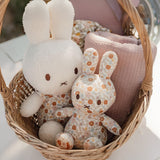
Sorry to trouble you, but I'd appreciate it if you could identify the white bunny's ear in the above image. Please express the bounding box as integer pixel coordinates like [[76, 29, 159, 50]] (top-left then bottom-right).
[[48, 0, 75, 40], [23, 0, 50, 44]]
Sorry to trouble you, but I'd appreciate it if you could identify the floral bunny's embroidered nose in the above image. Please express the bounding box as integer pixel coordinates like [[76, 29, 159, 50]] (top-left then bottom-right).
[[61, 81, 68, 86], [84, 105, 90, 109]]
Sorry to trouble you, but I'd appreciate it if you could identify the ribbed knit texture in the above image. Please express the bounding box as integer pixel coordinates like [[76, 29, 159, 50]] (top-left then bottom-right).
[[85, 31, 157, 125]]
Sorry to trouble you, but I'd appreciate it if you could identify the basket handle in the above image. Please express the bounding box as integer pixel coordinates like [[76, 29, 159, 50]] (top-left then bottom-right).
[[0, 0, 10, 34], [0, 0, 11, 100], [118, 0, 153, 96]]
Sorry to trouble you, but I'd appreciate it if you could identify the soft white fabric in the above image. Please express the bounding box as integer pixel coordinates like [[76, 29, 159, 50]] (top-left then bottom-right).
[[48, 0, 75, 40], [23, 0, 50, 44], [22, 0, 83, 143], [22, 0, 82, 117], [23, 0, 82, 96], [20, 92, 43, 117], [39, 121, 64, 145], [23, 40, 82, 95]]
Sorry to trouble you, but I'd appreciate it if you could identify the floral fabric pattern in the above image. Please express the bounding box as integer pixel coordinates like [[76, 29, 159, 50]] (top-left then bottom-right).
[[72, 20, 110, 51]]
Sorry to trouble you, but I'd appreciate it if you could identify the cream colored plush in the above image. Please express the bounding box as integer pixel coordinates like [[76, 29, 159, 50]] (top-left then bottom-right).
[[39, 121, 64, 145], [20, 92, 43, 117], [23, 0, 50, 44], [48, 0, 75, 40], [20, 0, 82, 145]]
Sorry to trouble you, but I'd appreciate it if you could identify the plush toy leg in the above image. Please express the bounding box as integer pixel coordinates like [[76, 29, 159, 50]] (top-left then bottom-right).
[[55, 133, 74, 150], [39, 121, 63, 145], [83, 137, 103, 150]]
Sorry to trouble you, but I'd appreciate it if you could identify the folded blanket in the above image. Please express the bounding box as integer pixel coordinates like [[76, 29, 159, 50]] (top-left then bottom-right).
[[85, 31, 157, 126]]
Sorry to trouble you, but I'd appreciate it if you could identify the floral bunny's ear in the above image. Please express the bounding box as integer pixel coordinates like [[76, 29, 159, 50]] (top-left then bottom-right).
[[48, 0, 75, 40], [99, 51, 118, 80], [23, 0, 50, 44], [82, 48, 99, 74]]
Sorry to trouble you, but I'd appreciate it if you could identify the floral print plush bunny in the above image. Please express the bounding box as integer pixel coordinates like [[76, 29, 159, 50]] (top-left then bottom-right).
[[54, 48, 122, 150], [20, 0, 82, 145]]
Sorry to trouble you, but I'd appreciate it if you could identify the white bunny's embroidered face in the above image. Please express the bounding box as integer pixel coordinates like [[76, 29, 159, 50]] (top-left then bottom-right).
[[22, 0, 82, 95], [23, 40, 82, 95], [72, 49, 118, 115]]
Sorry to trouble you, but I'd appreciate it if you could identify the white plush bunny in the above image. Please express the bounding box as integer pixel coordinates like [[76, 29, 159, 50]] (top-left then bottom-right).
[[20, 0, 83, 145]]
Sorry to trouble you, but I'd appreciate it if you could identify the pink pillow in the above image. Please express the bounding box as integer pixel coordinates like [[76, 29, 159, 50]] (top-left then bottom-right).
[[84, 32, 157, 125], [132, 0, 140, 7], [70, 0, 140, 35]]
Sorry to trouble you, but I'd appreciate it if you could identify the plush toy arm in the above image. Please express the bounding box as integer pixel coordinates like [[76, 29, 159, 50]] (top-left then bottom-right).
[[100, 114, 122, 135], [20, 92, 43, 117], [54, 107, 74, 119]]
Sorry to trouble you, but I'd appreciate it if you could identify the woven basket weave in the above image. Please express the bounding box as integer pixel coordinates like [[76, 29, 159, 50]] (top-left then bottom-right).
[[0, 0, 153, 160]]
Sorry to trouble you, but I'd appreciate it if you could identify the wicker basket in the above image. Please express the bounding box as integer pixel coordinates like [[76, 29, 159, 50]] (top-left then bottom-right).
[[0, 0, 153, 160]]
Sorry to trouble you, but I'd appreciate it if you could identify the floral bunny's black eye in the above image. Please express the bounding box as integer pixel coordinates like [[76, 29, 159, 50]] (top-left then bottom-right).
[[45, 74, 51, 81], [76, 94, 80, 100], [74, 67, 78, 74], [97, 100, 101, 105]]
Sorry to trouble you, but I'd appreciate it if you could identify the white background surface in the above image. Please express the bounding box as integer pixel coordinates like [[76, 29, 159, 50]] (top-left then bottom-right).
[[0, 36, 160, 160]]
